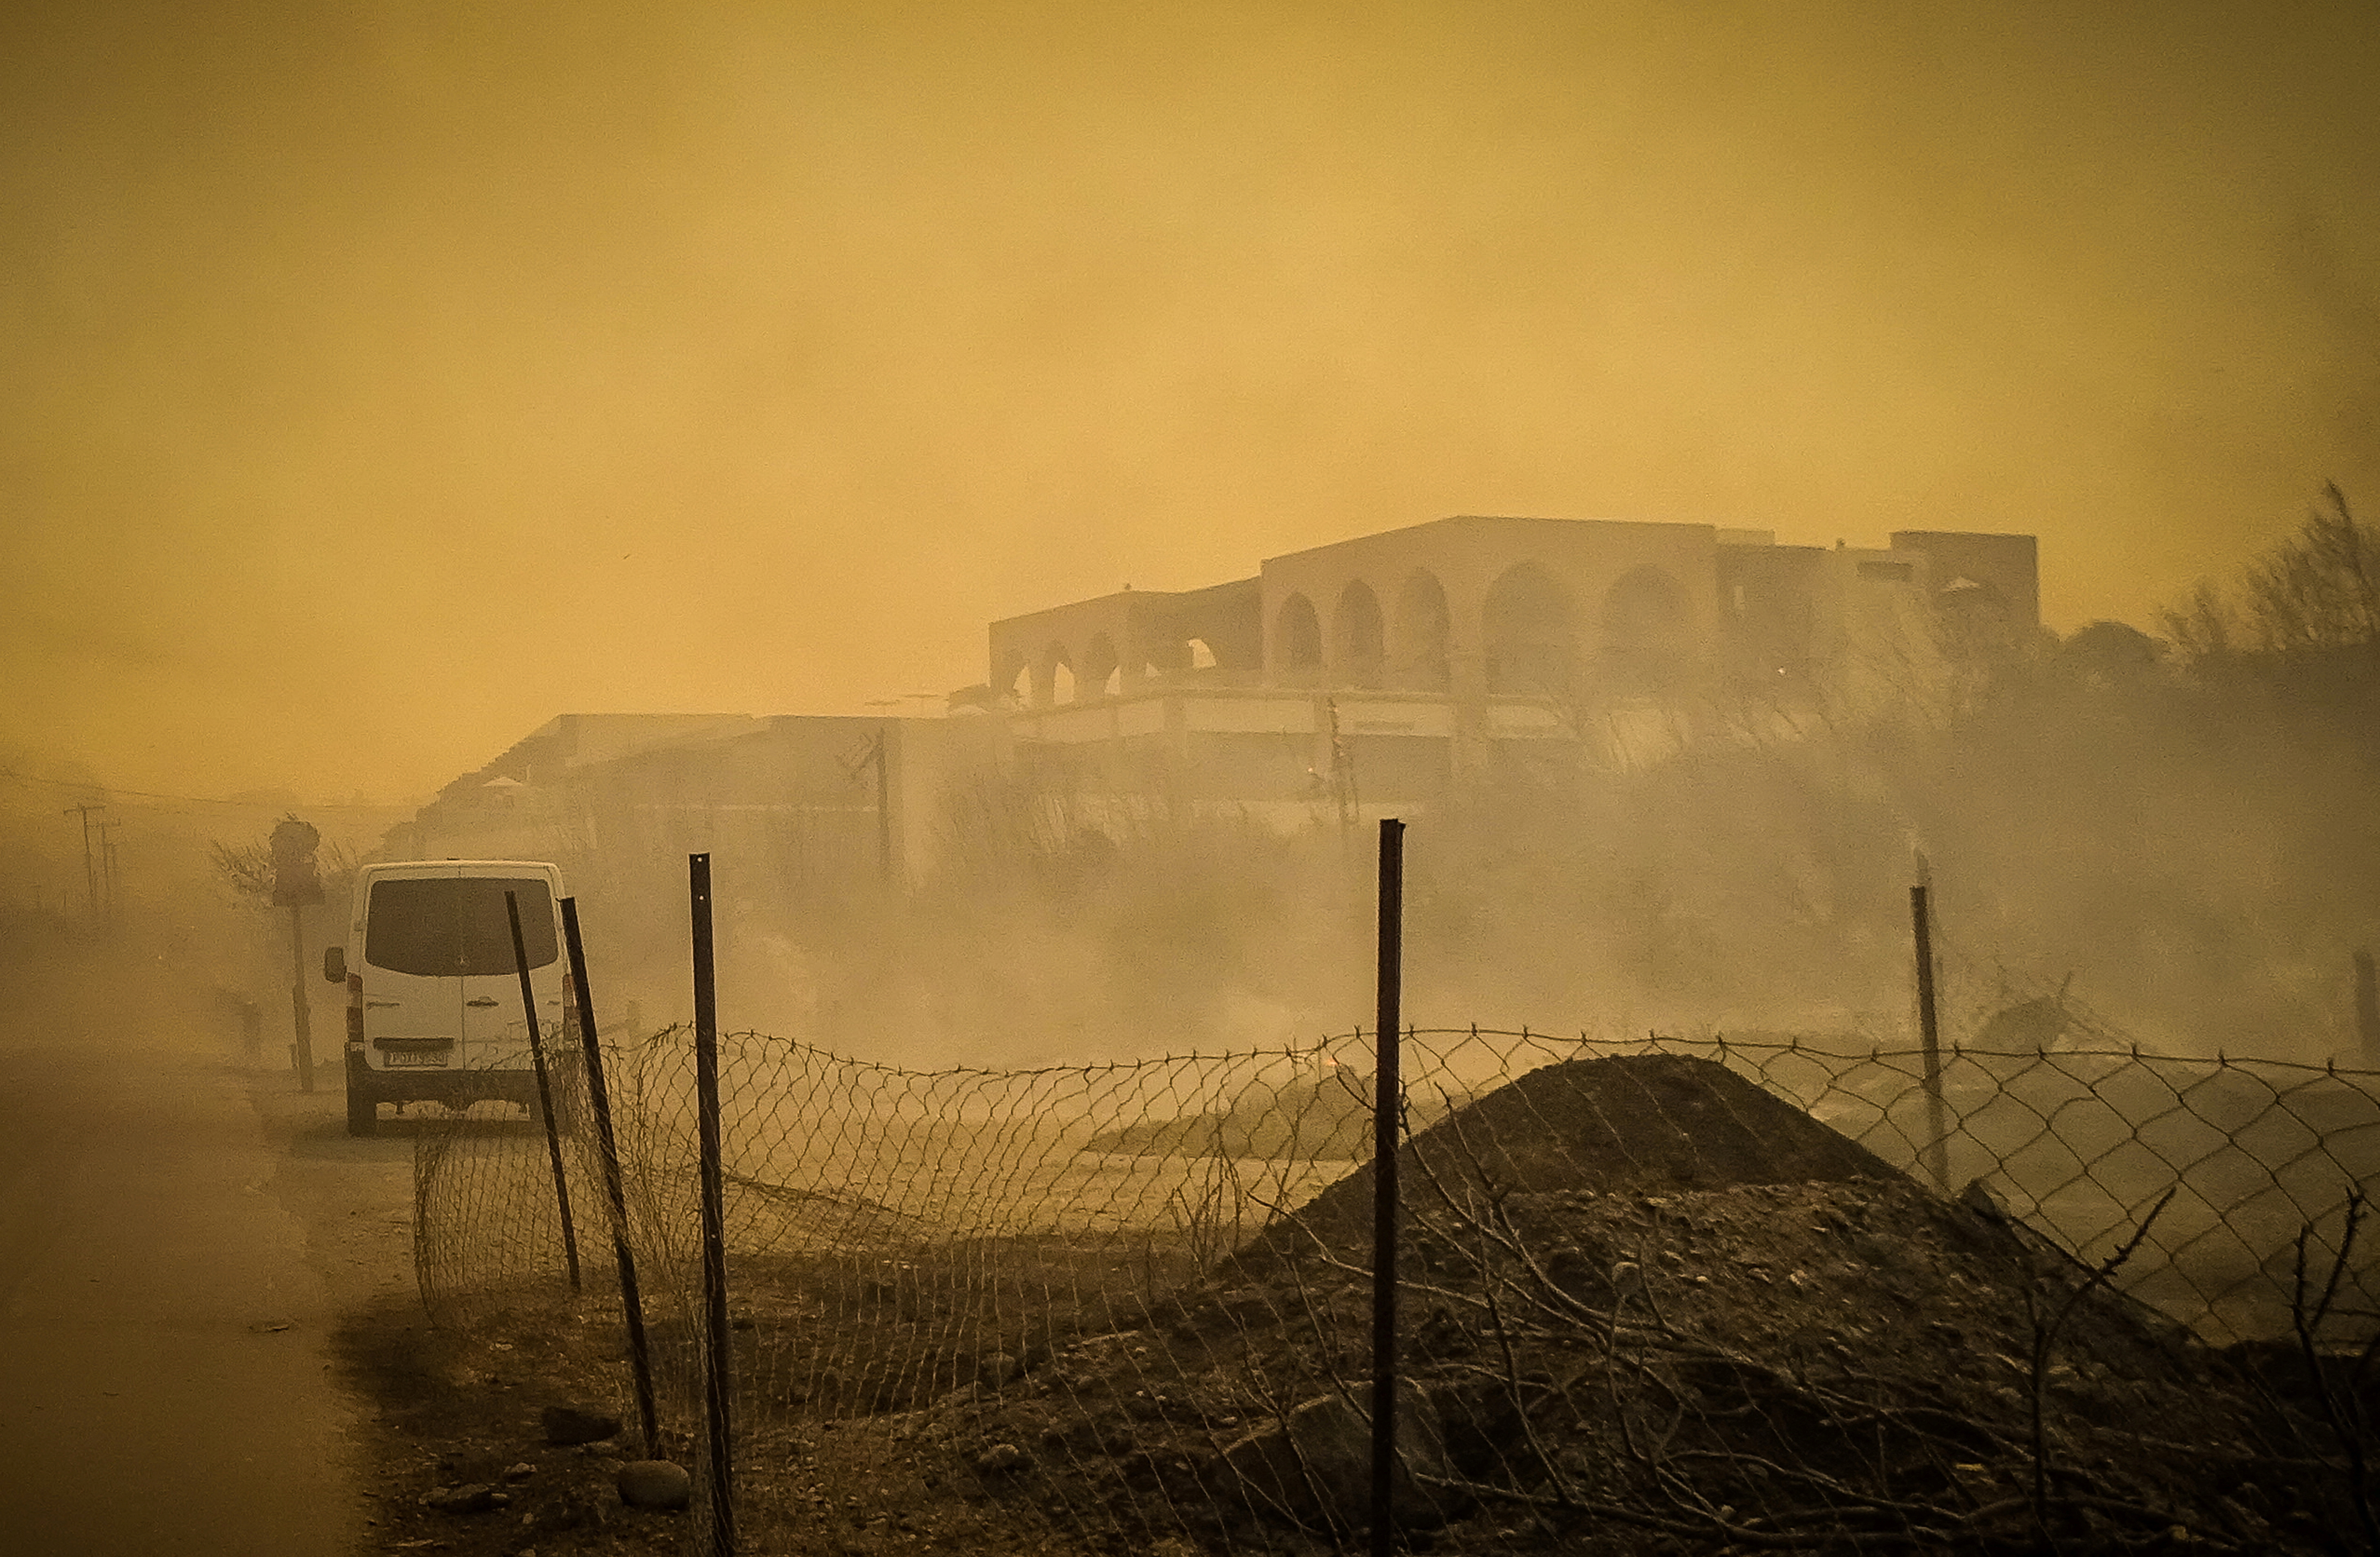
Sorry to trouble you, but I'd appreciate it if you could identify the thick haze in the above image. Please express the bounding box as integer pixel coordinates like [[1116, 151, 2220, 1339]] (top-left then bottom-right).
[[4, 0, 2375, 802]]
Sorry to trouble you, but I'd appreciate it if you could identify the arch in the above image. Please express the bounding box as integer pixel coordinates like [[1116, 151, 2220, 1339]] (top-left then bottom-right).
[[1599, 565, 1691, 692], [1009, 662, 1031, 708], [1188, 638, 1217, 670], [1082, 633, 1120, 698], [1393, 569, 1451, 690], [1040, 642, 1074, 707], [1275, 594, 1322, 673], [1333, 580, 1385, 684], [1483, 562, 1573, 696]]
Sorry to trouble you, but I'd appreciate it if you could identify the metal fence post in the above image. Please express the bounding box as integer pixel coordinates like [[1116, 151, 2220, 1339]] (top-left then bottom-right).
[[1911, 883, 1951, 1192], [690, 854, 735, 1556], [1372, 817, 1405, 1557], [507, 890, 580, 1292], [2356, 949, 2379, 1067], [560, 897, 660, 1461]]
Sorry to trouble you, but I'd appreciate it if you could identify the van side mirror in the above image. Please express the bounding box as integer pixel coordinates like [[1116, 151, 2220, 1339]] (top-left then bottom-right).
[[322, 946, 347, 983]]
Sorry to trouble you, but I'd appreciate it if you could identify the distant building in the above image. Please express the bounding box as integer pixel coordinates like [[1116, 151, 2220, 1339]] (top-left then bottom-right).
[[391, 515, 2038, 889], [968, 515, 2037, 822], [383, 711, 985, 895]]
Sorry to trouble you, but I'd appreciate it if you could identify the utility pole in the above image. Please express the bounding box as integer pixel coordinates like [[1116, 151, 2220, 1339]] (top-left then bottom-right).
[[1325, 696, 1358, 840], [62, 802, 104, 924], [843, 726, 895, 886], [95, 817, 122, 929], [270, 817, 325, 1093], [874, 725, 892, 885]]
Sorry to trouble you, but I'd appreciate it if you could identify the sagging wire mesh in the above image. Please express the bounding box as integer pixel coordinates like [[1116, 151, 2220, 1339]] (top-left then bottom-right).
[[414, 1023, 2380, 1553]]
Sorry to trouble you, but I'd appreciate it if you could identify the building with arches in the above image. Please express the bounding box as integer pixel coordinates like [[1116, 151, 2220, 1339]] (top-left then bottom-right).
[[977, 514, 2036, 821], [390, 516, 2038, 910]]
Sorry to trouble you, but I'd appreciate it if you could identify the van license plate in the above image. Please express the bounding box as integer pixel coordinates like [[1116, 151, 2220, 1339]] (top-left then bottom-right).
[[385, 1051, 449, 1068]]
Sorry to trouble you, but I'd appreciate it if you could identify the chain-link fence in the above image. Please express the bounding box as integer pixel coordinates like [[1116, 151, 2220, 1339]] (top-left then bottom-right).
[[411, 992, 2380, 1554]]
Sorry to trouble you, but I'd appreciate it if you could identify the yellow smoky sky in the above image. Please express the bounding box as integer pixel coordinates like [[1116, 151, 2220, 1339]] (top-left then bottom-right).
[[2, 0, 2375, 800]]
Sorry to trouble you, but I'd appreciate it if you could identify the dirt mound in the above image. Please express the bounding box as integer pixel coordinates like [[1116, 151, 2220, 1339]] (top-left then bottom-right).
[[1266, 1052, 1896, 1248], [941, 1174, 2344, 1553]]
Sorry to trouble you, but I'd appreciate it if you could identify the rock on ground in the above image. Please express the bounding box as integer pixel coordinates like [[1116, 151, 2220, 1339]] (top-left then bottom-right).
[[541, 1404, 621, 1447], [615, 1460, 692, 1510]]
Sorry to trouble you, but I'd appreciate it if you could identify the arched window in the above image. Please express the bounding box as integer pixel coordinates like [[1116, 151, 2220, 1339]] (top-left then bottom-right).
[[1394, 570, 1451, 689], [1334, 581, 1385, 684], [1188, 638, 1217, 670], [1009, 663, 1031, 707], [1600, 565, 1689, 693], [1275, 594, 1323, 673], [1483, 563, 1573, 696], [1043, 644, 1075, 705]]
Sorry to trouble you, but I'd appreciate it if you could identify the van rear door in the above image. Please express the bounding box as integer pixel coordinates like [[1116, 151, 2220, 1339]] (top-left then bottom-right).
[[358, 865, 468, 1072], [451, 874, 564, 1070]]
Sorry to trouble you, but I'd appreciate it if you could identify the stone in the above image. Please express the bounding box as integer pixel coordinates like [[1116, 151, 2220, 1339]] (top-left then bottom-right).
[[973, 1442, 1028, 1475], [1958, 1177, 2014, 1223], [616, 1459, 693, 1510], [981, 1351, 1020, 1387], [541, 1403, 621, 1446], [502, 1462, 536, 1482], [423, 1482, 503, 1515]]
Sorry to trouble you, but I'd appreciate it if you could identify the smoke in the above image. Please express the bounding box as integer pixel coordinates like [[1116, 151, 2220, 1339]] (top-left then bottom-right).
[[4, 1, 2376, 800]]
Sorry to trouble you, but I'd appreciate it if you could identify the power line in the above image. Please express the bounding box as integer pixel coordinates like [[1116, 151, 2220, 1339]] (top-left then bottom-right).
[[2, 768, 408, 812]]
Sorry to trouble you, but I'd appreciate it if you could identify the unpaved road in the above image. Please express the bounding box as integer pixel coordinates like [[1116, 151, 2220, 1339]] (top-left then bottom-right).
[[0, 987, 418, 1556]]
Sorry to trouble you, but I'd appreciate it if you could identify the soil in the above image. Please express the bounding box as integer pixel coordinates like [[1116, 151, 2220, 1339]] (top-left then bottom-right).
[[343, 1053, 2371, 1555], [1263, 1052, 1897, 1248]]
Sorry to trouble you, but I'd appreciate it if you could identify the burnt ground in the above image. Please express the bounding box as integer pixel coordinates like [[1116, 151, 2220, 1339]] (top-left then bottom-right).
[[340, 1054, 2380, 1555]]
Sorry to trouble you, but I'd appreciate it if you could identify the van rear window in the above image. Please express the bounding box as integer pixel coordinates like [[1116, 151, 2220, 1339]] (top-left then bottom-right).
[[364, 877, 558, 977]]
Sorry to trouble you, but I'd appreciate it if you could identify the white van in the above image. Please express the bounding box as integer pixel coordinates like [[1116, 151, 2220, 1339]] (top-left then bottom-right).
[[322, 860, 570, 1137]]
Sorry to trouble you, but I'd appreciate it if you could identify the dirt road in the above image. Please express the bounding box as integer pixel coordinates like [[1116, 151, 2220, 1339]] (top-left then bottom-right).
[[0, 994, 417, 1556]]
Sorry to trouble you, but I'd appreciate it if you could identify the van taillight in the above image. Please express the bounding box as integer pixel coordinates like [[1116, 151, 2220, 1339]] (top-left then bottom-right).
[[346, 972, 364, 1042]]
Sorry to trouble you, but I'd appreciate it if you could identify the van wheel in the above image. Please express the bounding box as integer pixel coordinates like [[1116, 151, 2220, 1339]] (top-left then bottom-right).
[[346, 1083, 377, 1137]]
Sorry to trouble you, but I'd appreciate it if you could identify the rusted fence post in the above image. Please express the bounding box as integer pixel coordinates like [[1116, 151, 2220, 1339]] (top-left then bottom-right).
[[506, 890, 580, 1292], [2356, 949, 2379, 1068], [690, 854, 734, 1557], [1911, 882, 1951, 1192], [561, 896, 659, 1459], [1372, 817, 1405, 1557]]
